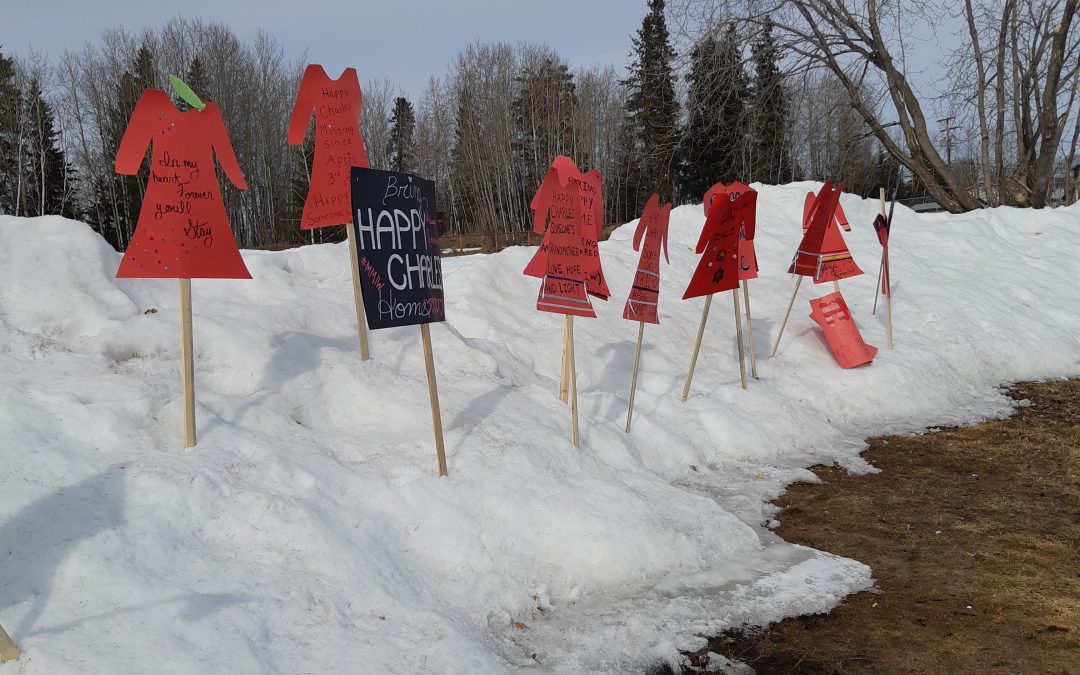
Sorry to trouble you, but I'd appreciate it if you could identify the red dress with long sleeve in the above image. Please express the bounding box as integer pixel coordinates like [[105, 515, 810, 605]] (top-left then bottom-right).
[[288, 64, 370, 230], [789, 182, 863, 283], [622, 193, 671, 324], [524, 156, 610, 301], [683, 190, 748, 299], [115, 89, 250, 279], [703, 181, 758, 281]]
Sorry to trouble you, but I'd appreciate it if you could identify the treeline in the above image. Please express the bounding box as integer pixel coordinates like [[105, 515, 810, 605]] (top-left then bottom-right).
[[0, 1, 907, 251]]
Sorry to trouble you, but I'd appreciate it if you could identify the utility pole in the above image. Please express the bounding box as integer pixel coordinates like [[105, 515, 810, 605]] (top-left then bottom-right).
[[937, 116, 959, 166]]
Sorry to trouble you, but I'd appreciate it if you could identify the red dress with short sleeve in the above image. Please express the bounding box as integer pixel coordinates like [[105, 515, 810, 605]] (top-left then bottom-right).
[[115, 89, 250, 279], [288, 64, 370, 230]]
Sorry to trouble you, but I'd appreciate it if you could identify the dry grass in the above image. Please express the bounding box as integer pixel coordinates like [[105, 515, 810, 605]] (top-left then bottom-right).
[[687, 379, 1080, 675]]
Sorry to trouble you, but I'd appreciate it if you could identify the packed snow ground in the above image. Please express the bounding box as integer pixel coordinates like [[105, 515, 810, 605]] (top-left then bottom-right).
[[1, 183, 1077, 673]]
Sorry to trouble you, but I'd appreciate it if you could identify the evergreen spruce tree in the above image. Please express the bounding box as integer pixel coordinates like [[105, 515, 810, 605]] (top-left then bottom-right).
[[23, 77, 75, 217], [513, 58, 577, 195], [748, 21, 793, 185], [680, 23, 749, 199], [623, 0, 680, 208], [0, 48, 23, 214], [449, 83, 480, 232], [108, 43, 158, 248], [387, 96, 416, 173]]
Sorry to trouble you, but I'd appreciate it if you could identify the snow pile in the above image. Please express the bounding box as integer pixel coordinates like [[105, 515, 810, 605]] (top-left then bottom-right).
[[1, 183, 1077, 673]]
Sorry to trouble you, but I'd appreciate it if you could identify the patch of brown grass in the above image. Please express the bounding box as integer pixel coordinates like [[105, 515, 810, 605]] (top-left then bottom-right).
[[691, 380, 1080, 674]]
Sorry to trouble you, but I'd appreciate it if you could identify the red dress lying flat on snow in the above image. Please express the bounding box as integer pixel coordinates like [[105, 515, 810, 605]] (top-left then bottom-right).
[[115, 89, 250, 279], [288, 64, 370, 230]]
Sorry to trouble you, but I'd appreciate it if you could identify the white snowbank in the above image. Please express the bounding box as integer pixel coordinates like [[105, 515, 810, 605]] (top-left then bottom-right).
[[1, 182, 1077, 673]]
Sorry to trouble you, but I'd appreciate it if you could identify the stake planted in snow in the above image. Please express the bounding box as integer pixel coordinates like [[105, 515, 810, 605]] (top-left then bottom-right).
[[681, 294, 713, 401], [742, 280, 758, 378], [771, 275, 804, 357], [625, 321, 645, 432], [873, 254, 884, 314], [559, 316, 571, 403], [421, 323, 448, 477], [345, 221, 370, 361], [180, 279, 196, 448], [0, 622, 19, 662], [733, 289, 747, 389], [567, 315, 580, 447]]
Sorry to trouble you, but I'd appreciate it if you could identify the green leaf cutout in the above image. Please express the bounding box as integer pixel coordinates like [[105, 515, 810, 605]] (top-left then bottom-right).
[[169, 74, 206, 112]]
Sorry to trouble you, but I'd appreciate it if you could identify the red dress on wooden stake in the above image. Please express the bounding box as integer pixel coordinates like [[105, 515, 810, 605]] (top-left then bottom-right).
[[525, 157, 610, 316], [524, 156, 610, 301], [704, 181, 758, 281], [115, 89, 250, 279], [288, 64, 370, 230], [623, 193, 671, 324], [683, 191, 748, 299], [789, 182, 862, 283]]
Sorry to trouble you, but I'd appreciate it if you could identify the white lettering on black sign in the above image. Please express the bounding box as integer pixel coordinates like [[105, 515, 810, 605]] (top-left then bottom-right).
[[351, 167, 445, 329]]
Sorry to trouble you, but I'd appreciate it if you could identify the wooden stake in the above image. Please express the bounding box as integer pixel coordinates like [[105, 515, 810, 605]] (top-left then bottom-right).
[[420, 323, 448, 477], [880, 187, 895, 351], [771, 276, 803, 357], [625, 321, 645, 433], [180, 278, 196, 448], [741, 280, 758, 379], [732, 289, 747, 390], [567, 315, 579, 447], [885, 258, 894, 350], [0, 622, 19, 662], [832, 280, 841, 294], [345, 221, 371, 361], [681, 294, 713, 401], [872, 253, 884, 315], [559, 316, 571, 403], [874, 187, 886, 315]]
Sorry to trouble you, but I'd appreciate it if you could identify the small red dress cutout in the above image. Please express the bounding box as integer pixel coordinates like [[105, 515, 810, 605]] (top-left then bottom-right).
[[115, 89, 250, 279], [789, 182, 862, 283], [704, 181, 758, 281], [524, 156, 610, 304], [683, 190, 749, 299], [288, 64, 370, 230], [623, 193, 671, 324]]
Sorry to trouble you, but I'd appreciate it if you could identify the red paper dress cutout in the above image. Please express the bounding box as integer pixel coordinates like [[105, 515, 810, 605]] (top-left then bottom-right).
[[288, 64, 370, 230], [809, 292, 877, 368], [524, 163, 597, 317], [789, 182, 863, 284], [524, 156, 610, 301], [802, 191, 850, 232], [623, 193, 671, 324], [683, 190, 748, 299], [704, 180, 758, 281], [115, 89, 250, 279]]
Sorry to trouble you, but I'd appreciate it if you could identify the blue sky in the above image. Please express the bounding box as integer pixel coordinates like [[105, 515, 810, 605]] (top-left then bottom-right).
[[2, 0, 646, 96]]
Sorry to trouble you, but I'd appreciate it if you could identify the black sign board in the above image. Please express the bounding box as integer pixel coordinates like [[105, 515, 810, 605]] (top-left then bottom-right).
[[350, 167, 445, 329]]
